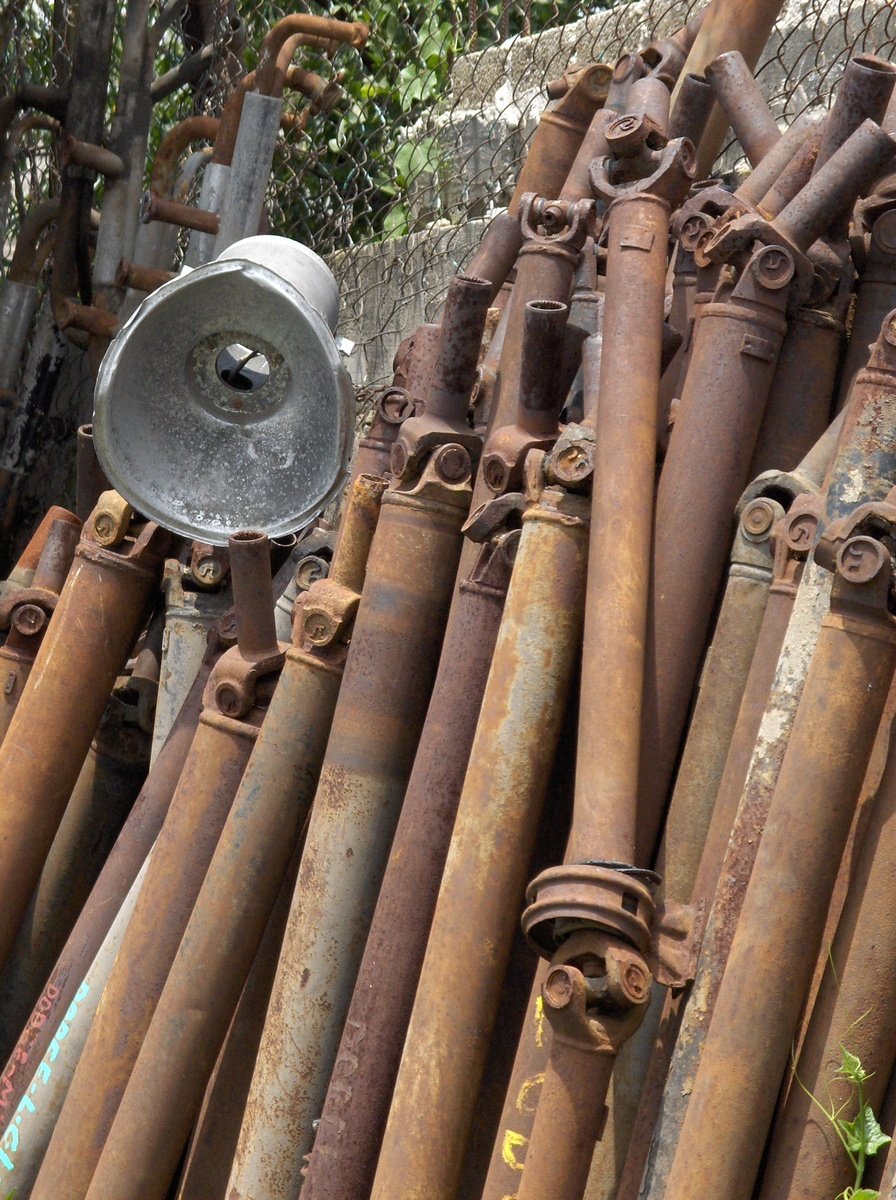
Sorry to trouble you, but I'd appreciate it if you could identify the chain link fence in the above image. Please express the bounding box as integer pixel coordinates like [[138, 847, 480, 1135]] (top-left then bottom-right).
[[2, 0, 896, 531]]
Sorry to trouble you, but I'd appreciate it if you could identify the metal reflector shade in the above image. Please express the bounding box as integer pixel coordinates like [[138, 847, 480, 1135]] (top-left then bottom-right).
[[93, 259, 353, 545]]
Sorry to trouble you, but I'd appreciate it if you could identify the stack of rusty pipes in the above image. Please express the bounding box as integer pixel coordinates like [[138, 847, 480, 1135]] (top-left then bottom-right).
[[11, 6, 896, 1200]]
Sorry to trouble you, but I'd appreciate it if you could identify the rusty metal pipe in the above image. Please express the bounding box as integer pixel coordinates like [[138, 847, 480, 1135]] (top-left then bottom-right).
[[61, 135, 124, 179], [0, 694, 150, 1065], [504, 126, 692, 1200], [734, 112, 819, 208], [269, 523, 516, 1200], [81, 489, 385, 1200], [463, 213, 525, 302], [480, 300, 568, 494], [227, 450, 475, 1200], [369, 485, 588, 1200], [836, 204, 896, 408], [638, 241, 791, 864], [229, 530, 280, 661], [149, 114, 219, 197], [2, 504, 81, 596], [776, 120, 896, 252], [750, 294, 846, 474], [573, 135, 694, 867], [30, 539, 283, 1200], [75, 426, 111, 527], [627, 77, 671, 133], [675, 0, 787, 176], [510, 64, 612, 217], [705, 51, 780, 165], [0, 507, 167, 972], [140, 190, 220, 234], [172, 842, 301, 1200], [606, 53, 646, 115], [636, 318, 896, 1199], [254, 14, 369, 95], [0, 642, 216, 1144], [661, 540, 896, 1200], [757, 705, 896, 1197], [758, 121, 825, 216], [668, 74, 714, 149], [814, 54, 896, 175], [422, 274, 494, 422], [7, 198, 60, 284]]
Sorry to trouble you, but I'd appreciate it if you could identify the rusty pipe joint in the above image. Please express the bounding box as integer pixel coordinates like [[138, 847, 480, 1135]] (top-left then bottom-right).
[[0, 584, 59, 635], [814, 490, 896, 581], [541, 928, 654, 1065], [299, 578, 361, 649], [522, 862, 659, 960], [590, 130, 696, 201], [188, 543, 231, 591], [518, 192, 595, 244]]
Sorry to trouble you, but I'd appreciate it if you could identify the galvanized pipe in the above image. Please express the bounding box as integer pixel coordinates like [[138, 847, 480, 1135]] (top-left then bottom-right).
[[227, 450, 475, 1200], [369, 485, 588, 1200], [0, 506, 167, 971], [83, 483, 386, 1200], [30, 535, 283, 1200], [213, 91, 284, 254]]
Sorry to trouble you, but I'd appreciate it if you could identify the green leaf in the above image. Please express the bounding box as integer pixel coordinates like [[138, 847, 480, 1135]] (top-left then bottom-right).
[[838, 1047, 869, 1082], [848, 1190, 881, 1199], [839, 1105, 891, 1157]]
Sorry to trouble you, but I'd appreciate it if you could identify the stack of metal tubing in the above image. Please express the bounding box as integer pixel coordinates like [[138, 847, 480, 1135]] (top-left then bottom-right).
[[10, 6, 896, 1200]]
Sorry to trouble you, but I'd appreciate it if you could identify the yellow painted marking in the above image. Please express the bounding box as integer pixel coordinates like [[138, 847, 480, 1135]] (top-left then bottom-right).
[[516, 1072, 545, 1115], [534, 994, 546, 1048], [501, 1129, 528, 1172]]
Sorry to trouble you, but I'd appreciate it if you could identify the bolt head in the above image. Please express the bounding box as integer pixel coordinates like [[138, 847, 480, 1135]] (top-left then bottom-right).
[[742, 498, 775, 538], [836, 535, 889, 584], [434, 444, 470, 483], [12, 604, 46, 637], [544, 965, 576, 1009]]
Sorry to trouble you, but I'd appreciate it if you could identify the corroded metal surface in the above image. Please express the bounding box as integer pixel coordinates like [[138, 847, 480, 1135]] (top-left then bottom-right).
[[29, 534, 282, 1200], [79, 480, 384, 1200], [370, 487, 588, 1200], [0, 507, 167, 971], [302, 527, 516, 1200], [661, 542, 896, 1200], [227, 454, 473, 1200]]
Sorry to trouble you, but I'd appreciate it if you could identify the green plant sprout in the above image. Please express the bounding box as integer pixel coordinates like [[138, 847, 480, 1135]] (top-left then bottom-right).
[[795, 1044, 891, 1200]]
